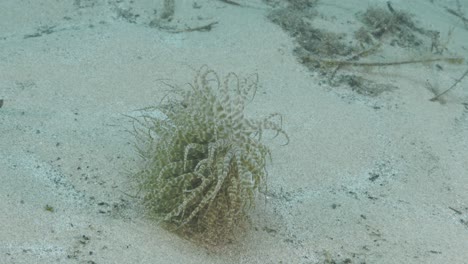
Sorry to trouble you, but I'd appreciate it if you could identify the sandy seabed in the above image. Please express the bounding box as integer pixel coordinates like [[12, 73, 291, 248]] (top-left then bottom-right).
[[1, 0, 467, 263]]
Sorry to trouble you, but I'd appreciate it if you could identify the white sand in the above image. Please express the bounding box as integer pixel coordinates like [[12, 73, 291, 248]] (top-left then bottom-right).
[[1, 0, 467, 263]]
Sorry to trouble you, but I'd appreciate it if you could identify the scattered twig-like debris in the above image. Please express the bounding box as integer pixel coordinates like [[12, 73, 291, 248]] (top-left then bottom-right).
[[329, 42, 382, 81], [445, 0, 468, 29], [425, 80, 447, 104], [24, 25, 57, 39], [218, 0, 241, 6], [430, 68, 468, 102], [449, 206, 463, 215], [360, 4, 422, 43], [445, 8, 468, 28], [44, 204, 55, 212], [166, 22, 218, 33], [386, 1, 396, 14], [302, 56, 464, 68]]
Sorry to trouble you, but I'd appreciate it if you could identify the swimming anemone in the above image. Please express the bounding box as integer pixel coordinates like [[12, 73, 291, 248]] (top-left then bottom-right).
[[132, 66, 288, 245]]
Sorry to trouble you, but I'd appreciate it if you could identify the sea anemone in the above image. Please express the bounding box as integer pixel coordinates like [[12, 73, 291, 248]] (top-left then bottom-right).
[[132, 66, 288, 245]]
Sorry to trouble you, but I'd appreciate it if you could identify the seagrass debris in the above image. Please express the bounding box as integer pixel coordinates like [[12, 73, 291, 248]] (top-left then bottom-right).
[[301, 56, 464, 68], [430, 68, 468, 102]]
